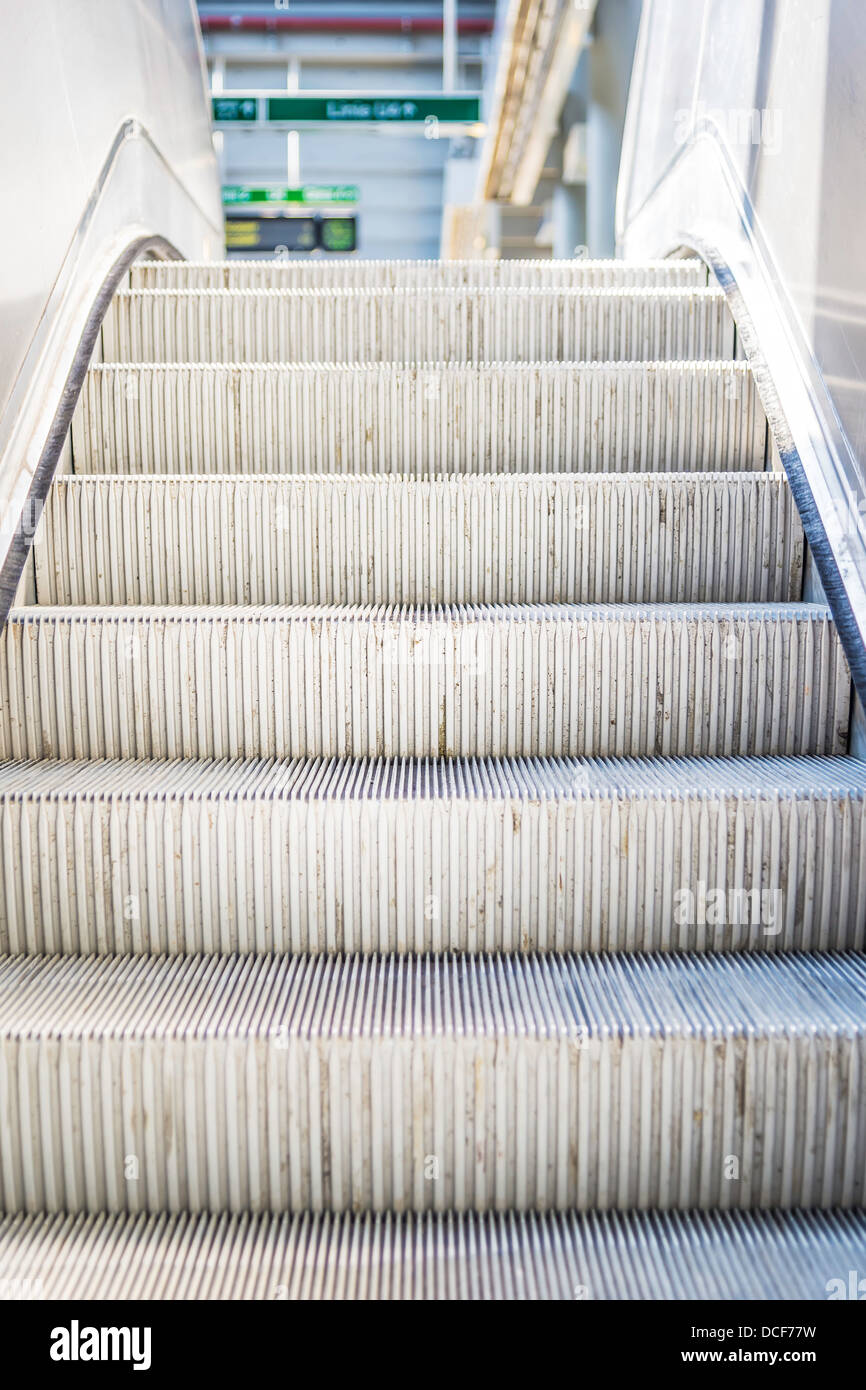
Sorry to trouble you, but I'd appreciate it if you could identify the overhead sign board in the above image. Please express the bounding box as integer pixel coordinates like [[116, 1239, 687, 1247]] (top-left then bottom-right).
[[212, 94, 481, 125], [224, 213, 358, 256], [213, 97, 258, 123], [225, 216, 318, 254]]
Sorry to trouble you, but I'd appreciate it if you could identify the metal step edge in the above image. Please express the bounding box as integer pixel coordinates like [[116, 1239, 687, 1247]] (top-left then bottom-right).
[[100, 288, 735, 365], [1, 1206, 862, 1300], [72, 360, 766, 477], [0, 751, 863, 796], [0, 605, 849, 761], [111, 286, 726, 300], [35, 473, 802, 608], [129, 257, 709, 291], [0, 950, 864, 1213], [0, 752, 864, 956]]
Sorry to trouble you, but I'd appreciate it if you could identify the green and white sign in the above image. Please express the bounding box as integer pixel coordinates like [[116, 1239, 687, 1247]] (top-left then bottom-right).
[[212, 97, 258, 123], [223, 184, 359, 206], [213, 94, 481, 126]]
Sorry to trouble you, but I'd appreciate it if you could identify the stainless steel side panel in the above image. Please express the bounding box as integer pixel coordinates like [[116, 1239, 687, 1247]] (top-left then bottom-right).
[[617, 0, 866, 703], [0, 0, 222, 615]]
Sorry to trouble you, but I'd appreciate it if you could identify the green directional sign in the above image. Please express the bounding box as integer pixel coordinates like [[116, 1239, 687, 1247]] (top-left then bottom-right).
[[212, 94, 481, 125], [223, 184, 359, 206], [268, 94, 480, 123], [300, 183, 359, 204]]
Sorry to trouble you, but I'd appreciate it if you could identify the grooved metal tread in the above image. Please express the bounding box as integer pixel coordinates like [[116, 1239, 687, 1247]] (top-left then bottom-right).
[[0, 754, 863, 957], [0, 1207, 862, 1300], [0, 603, 848, 760], [2, 750, 863, 798], [0, 950, 864, 1213], [101, 287, 735, 364], [73, 360, 766, 476], [129, 256, 710, 290], [4, 946, 864, 1036], [36, 472, 802, 607]]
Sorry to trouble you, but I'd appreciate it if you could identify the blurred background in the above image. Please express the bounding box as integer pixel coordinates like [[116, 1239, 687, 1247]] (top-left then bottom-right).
[[202, 0, 642, 259]]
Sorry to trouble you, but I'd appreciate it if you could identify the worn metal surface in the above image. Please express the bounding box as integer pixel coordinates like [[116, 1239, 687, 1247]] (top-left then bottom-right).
[[0, 949, 864, 1214], [0, 754, 863, 957], [0, 604, 848, 761], [100, 288, 736, 364], [34, 473, 801, 607], [71, 361, 766, 477]]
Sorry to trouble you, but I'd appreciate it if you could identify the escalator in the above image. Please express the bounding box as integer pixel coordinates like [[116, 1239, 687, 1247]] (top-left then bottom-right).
[[0, 258, 864, 1300]]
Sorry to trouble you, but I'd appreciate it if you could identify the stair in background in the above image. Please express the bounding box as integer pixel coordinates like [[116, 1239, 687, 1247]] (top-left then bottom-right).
[[128, 256, 710, 291]]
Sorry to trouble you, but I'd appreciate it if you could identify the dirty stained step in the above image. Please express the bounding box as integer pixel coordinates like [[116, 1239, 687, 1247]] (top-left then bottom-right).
[[0, 753, 863, 957], [0, 948, 863, 1215], [0, 603, 848, 761]]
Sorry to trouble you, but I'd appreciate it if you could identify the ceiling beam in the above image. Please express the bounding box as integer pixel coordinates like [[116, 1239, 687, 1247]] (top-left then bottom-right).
[[476, 0, 595, 204]]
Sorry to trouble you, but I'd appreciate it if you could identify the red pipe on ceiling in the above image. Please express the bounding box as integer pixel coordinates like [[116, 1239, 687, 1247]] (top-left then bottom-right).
[[199, 15, 494, 35]]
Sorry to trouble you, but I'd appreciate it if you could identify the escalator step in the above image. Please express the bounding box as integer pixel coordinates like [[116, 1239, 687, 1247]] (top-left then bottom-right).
[[0, 1206, 861, 1300], [129, 256, 709, 291], [73, 360, 765, 477], [101, 287, 736, 364], [0, 753, 863, 957], [0, 949, 863, 1214], [0, 603, 848, 761], [36, 472, 801, 607]]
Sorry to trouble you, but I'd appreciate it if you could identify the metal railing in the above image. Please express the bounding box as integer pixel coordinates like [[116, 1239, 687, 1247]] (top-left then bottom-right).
[[617, 0, 866, 710], [0, 0, 221, 621]]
